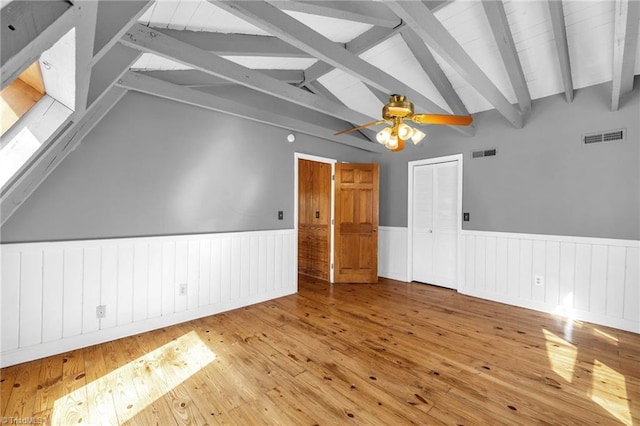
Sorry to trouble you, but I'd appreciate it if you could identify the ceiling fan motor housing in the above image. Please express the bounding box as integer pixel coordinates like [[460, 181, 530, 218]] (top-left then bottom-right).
[[383, 94, 414, 120]]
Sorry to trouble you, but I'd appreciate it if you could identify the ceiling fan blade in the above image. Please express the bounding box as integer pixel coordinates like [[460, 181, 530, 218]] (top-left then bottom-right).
[[411, 114, 473, 126], [334, 119, 388, 136]]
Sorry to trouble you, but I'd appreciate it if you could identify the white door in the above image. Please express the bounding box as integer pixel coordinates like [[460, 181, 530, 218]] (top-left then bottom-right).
[[411, 159, 460, 289]]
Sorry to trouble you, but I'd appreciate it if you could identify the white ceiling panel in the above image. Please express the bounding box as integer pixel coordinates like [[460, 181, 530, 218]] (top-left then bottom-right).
[[563, 1, 615, 89], [131, 53, 192, 71], [284, 10, 372, 43], [222, 56, 317, 70], [359, 34, 452, 113], [318, 69, 382, 120], [140, 0, 271, 35], [165, 0, 201, 30], [429, 1, 517, 113], [503, 0, 564, 100]]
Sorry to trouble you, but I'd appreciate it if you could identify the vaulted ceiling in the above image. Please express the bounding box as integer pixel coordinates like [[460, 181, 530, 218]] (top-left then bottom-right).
[[1, 0, 639, 223]]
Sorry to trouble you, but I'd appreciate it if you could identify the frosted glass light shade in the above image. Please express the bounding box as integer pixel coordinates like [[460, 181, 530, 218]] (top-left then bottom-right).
[[376, 127, 392, 144], [386, 135, 398, 149], [411, 129, 426, 144], [397, 123, 414, 140]]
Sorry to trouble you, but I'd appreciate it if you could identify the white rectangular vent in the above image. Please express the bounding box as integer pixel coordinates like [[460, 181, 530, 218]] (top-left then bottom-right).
[[583, 129, 625, 145], [472, 148, 497, 159]]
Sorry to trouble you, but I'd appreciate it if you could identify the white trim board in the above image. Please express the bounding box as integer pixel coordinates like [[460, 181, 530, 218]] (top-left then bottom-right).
[[377, 227, 639, 334], [0, 229, 297, 367], [378, 226, 408, 282], [462, 230, 639, 334]]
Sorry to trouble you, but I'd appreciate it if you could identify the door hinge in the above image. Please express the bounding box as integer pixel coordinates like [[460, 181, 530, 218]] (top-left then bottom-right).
[[332, 174, 335, 181], [331, 263, 334, 270], [331, 219, 334, 225]]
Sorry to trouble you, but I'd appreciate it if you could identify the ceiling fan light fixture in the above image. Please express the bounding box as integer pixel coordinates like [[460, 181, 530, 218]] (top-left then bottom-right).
[[385, 134, 399, 150], [411, 129, 426, 145], [382, 94, 414, 120], [335, 95, 472, 152], [397, 123, 414, 140], [376, 126, 392, 144]]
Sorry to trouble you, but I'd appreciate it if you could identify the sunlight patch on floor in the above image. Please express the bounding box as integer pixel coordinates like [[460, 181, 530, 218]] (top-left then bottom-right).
[[52, 331, 215, 424], [542, 328, 577, 383], [590, 359, 631, 425], [593, 328, 619, 345]]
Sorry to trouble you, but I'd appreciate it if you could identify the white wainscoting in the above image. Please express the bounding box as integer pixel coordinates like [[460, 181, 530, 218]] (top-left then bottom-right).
[[378, 226, 408, 282], [0, 229, 297, 367], [462, 230, 639, 334], [377, 226, 639, 334]]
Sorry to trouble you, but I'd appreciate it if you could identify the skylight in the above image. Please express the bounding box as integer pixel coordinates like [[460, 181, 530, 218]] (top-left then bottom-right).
[[0, 28, 75, 189], [0, 61, 45, 136]]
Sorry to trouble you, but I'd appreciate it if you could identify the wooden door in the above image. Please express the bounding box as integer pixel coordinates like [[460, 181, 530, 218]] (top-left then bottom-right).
[[412, 160, 459, 289], [298, 159, 332, 280], [334, 163, 379, 283]]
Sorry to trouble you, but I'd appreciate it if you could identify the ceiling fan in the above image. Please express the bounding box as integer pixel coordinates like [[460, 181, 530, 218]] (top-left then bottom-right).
[[335, 95, 473, 152]]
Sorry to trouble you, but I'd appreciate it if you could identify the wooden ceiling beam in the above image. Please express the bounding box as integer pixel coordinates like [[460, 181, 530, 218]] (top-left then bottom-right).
[[268, 1, 400, 28], [117, 72, 385, 153], [1, 1, 80, 89], [74, 0, 99, 115], [121, 24, 379, 130], [482, 0, 531, 114], [299, 25, 401, 87], [91, 0, 155, 65], [547, 0, 574, 103], [386, 1, 522, 128], [213, 1, 474, 136], [306, 81, 376, 141], [365, 84, 391, 104], [151, 28, 312, 58], [138, 69, 304, 87], [400, 28, 470, 116], [611, 0, 639, 111]]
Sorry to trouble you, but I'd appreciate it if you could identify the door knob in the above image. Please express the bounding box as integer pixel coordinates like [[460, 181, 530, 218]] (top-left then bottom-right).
[[428, 229, 433, 233]]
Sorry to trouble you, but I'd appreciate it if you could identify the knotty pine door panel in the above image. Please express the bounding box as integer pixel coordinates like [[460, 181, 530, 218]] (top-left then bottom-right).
[[298, 159, 331, 280]]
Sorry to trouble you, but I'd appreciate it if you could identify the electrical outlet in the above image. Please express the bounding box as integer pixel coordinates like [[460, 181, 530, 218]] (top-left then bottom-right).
[[96, 305, 106, 319], [534, 275, 544, 287], [179, 283, 187, 296]]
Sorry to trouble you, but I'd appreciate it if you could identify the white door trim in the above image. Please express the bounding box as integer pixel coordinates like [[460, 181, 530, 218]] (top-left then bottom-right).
[[294, 152, 337, 283], [407, 154, 463, 288]]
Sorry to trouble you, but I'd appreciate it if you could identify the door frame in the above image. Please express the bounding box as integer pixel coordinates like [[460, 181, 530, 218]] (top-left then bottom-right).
[[294, 152, 336, 283], [407, 154, 463, 288]]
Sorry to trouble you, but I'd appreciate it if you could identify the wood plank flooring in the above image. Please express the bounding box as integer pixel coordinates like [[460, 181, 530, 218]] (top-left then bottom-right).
[[2, 275, 639, 425]]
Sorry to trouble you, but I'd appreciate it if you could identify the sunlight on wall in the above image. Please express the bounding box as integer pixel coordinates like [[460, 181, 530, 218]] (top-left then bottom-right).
[[591, 359, 631, 425], [542, 328, 577, 383], [52, 331, 215, 424], [0, 126, 41, 187], [552, 292, 575, 319]]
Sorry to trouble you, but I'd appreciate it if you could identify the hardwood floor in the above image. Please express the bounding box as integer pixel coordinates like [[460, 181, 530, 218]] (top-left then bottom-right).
[[2, 275, 639, 425]]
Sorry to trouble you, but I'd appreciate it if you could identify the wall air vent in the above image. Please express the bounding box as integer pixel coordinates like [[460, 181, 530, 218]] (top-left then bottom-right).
[[583, 129, 625, 145], [472, 148, 497, 159]]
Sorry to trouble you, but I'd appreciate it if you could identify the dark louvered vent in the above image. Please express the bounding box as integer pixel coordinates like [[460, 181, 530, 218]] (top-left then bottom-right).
[[472, 148, 497, 159], [583, 129, 625, 144]]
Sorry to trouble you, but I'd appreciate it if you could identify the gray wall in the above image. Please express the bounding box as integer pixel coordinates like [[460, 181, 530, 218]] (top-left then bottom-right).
[[0, 91, 376, 243], [379, 81, 640, 240], [2, 80, 638, 243]]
